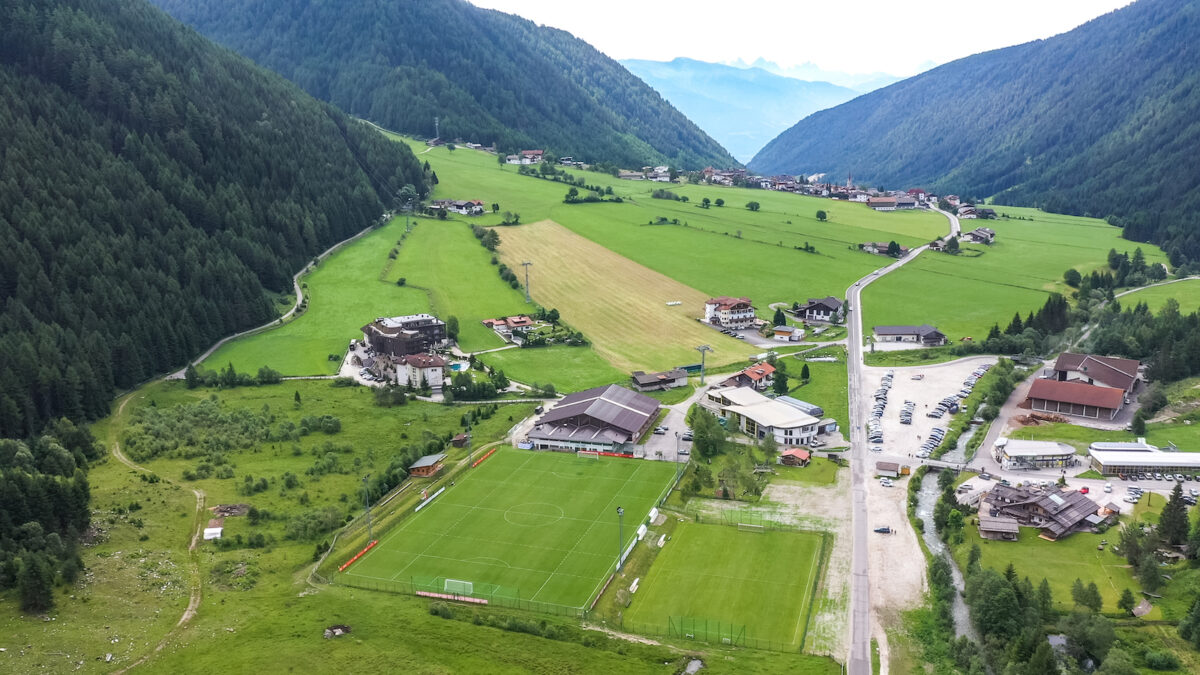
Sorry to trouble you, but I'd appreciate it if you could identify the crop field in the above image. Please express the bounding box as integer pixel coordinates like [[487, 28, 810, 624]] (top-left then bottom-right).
[[495, 219, 751, 372], [862, 207, 1169, 341], [952, 523, 1153, 617], [1118, 278, 1200, 314], [624, 522, 824, 650], [201, 216, 430, 375], [342, 449, 678, 608]]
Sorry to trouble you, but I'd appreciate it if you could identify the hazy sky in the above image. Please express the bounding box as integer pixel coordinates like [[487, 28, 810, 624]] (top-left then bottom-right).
[[468, 0, 1132, 76]]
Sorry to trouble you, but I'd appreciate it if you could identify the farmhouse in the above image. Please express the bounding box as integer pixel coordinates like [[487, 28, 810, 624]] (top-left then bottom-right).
[[704, 296, 756, 329], [983, 484, 1108, 540], [362, 314, 447, 356], [992, 438, 1077, 470], [872, 325, 948, 346], [396, 353, 447, 389], [781, 448, 811, 466], [896, 196, 918, 209], [962, 227, 996, 244], [1087, 440, 1200, 475], [1026, 379, 1125, 420], [1052, 353, 1141, 393], [618, 170, 645, 180], [482, 315, 535, 338], [867, 197, 897, 211], [431, 199, 485, 216], [706, 386, 819, 446], [794, 296, 845, 323], [527, 384, 659, 453], [719, 362, 776, 391], [409, 453, 447, 478], [861, 242, 910, 257], [630, 368, 689, 392]]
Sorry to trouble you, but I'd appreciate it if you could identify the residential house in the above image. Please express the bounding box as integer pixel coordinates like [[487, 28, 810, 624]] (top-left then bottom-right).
[[396, 353, 447, 389], [983, 484, 1108, 540], [409, 453, 447, 478], [861, 242, 910, 257], [431, 199, 485, 216], [704, 296, 756, 329], [849, 191, 870, 202], [719, 362, 776, 391], [527, 385, 660, 453], [780, 448, 811, 466], [794, 296, 845, 323], [896, 196, 918, 209], [482, 315, 535, 339], [630, 368, 689, 392], [962, 227, 996, 244], [362, 314, 447, 356], [872, 325, 948, 346], [867, 197, 897, 211], [773, 326, 805, 342]]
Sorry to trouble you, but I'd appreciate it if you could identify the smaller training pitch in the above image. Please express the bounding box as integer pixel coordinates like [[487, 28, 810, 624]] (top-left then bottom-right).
[[625, 521, 824, 649], [342, 449, 677, 608]]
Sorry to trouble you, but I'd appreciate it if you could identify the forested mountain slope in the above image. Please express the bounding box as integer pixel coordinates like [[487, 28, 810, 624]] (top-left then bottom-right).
[[749, 0, 1200, 262], [621, 58, 858, 162], [0, 0, 428, 438], [151, 0, 736, 169]]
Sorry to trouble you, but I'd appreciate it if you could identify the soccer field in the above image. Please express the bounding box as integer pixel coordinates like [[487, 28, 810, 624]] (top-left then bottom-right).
[[341, 449, 678, 609], [624, 521, 825, 650]]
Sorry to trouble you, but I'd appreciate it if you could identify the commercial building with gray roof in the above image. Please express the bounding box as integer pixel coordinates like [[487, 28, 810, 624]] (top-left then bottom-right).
[[527, 384, 660, 453]]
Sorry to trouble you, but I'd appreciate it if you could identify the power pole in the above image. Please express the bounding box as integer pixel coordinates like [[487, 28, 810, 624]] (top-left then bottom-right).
[[434, 116, 439, 140], [695, 345, 713, 385], [362, 474, 374, 541], [616, 506, 625, 571], [521, 261, 533, 303], [466, 421, 473, 466]]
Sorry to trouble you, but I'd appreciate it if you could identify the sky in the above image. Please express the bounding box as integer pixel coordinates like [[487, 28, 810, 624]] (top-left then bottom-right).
[[468, 0, 1132, 77]]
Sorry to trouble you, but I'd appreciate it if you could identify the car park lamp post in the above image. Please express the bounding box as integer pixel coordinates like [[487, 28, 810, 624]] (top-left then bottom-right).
[[616, 506, 625, 571]]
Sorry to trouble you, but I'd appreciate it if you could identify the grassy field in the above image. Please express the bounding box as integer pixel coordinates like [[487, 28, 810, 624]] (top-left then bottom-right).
[[624, 521, 824, 650], [343, 449, 676, 608], [201, 216, 430, 375], [862, 207, 1169, 342], [495, 219, 751, 372], [785, 346, 849, 430], [775, 457, 841, 485], [478, 345, 626, 392], [1118, 277, 1200, 314], [952, 523, 1150, 616]]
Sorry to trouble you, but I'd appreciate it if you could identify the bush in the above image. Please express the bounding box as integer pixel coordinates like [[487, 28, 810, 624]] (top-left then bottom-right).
[[1144, 651, 1180, 670]]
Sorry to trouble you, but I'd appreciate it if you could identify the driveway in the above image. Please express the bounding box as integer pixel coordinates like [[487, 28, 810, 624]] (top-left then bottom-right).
[[639, 383, 712, 462]]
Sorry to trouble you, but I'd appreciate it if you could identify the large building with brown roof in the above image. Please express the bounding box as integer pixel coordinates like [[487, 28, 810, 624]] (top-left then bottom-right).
[[982, 484, 1109, 540], [1027, 378, 1126, 420], [704, 296, 756, 329], [527, 385, 660, 453], [1052, 353, 1141, 393], [361, 314, 446, 356]]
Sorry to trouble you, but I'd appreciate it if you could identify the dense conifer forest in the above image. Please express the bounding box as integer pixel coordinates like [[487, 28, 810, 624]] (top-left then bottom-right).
[[151, 0, 737, 169], [0, 0, 429, 438], [750, 0, 1200, 262]]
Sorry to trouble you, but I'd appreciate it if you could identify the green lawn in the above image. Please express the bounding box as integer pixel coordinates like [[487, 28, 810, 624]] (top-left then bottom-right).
[[478, 345, 626, 392], [1119, 277, 1200, 314], [784, 347, 849, 430], [624, 522, 824, 650], [202, 216, 430, 375], [862, 345, 963, 367], [952, 523, 1150, 616], [775, 457, 841, 485], [342, 449, 678, 608], [863, 207, 1169, 342]]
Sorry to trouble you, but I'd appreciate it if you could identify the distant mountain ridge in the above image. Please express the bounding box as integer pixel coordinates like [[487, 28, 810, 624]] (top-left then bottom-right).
[[749, 0, 1200, 262], [726, 58, 905, 93], [152, 0, 736, 169], [620, 58, 859, 163]]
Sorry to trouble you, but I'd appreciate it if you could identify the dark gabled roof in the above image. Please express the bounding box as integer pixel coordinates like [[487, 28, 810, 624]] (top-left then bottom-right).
[[801, 296, 843, 311], [410, 453, 447, 469], [873, 324, 943, 338], [1053, 353, 1140, 391], [537, 384, 658, 434], [631, 369, 688, 386], [1028, 379, 1125, 409]]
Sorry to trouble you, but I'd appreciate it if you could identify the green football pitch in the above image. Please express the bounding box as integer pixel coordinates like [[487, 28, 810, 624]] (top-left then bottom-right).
[[341, 449, 679, 608], [624, 521, 825, 650]]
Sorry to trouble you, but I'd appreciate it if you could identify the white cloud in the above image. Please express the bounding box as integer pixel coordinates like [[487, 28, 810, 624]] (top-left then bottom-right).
[[468, 0, 1132, 76]]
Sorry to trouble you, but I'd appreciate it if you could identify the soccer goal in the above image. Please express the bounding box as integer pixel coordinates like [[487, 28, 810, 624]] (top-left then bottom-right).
[[737, 523, 765, 534], [444, 578, 474, 595], [577, 450, 600, 460]]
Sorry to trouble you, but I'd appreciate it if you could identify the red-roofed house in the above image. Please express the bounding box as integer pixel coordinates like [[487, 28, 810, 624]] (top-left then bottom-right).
[[1027, 379, 1125, 420], [781, 448, 811, 466], [704, 296, 756, 329], [720, 362, 776, 391]]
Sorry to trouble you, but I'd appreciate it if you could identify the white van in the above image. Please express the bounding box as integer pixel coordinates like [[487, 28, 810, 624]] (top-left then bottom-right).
[[1103, 483, 1112, 493]]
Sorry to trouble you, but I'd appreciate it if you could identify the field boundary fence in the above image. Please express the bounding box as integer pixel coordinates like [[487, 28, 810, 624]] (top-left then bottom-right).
[[333, 572, 587, 618], [617, 616, 804, 653]]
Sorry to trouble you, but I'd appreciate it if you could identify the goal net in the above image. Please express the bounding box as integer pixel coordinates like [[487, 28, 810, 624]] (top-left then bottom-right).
[[444, 578, 474, 595], [577, 450, 600, 459], [737, 523, 765, 533]]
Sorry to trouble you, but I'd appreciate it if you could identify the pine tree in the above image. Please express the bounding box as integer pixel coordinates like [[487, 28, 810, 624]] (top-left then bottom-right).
[[1118, 588, 1136, 615], [1138, 554, 1161, 592], [1084, 581, 1103, 612], [1160, 483, 1189, 545], [800, 364, 810, 381], [1038, 578, 1054, 616], [772, 308, 787, 326], [1071, 578, 1086, 606]]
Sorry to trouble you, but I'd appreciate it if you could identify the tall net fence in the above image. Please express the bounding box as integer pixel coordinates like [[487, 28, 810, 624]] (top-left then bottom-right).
[[333, 573, 587, 618]]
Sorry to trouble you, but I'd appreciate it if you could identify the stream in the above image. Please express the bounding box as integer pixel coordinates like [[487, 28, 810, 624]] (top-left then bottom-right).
[[915, 470, 980, 642]]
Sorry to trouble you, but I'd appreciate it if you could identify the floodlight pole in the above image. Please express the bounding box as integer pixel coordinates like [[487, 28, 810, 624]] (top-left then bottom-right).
[[521, 261, 533, 303], [466, 421, 474, 466], [616, 506, 625, 571], [695, 345, 713, 385], [362, 474, 374, 541]]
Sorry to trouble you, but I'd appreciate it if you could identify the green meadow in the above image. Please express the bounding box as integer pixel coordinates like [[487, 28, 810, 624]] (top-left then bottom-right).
[[1118, 277, 1200, 314], [477, 345, 626, 392], [862, 206, 1169, 341]]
